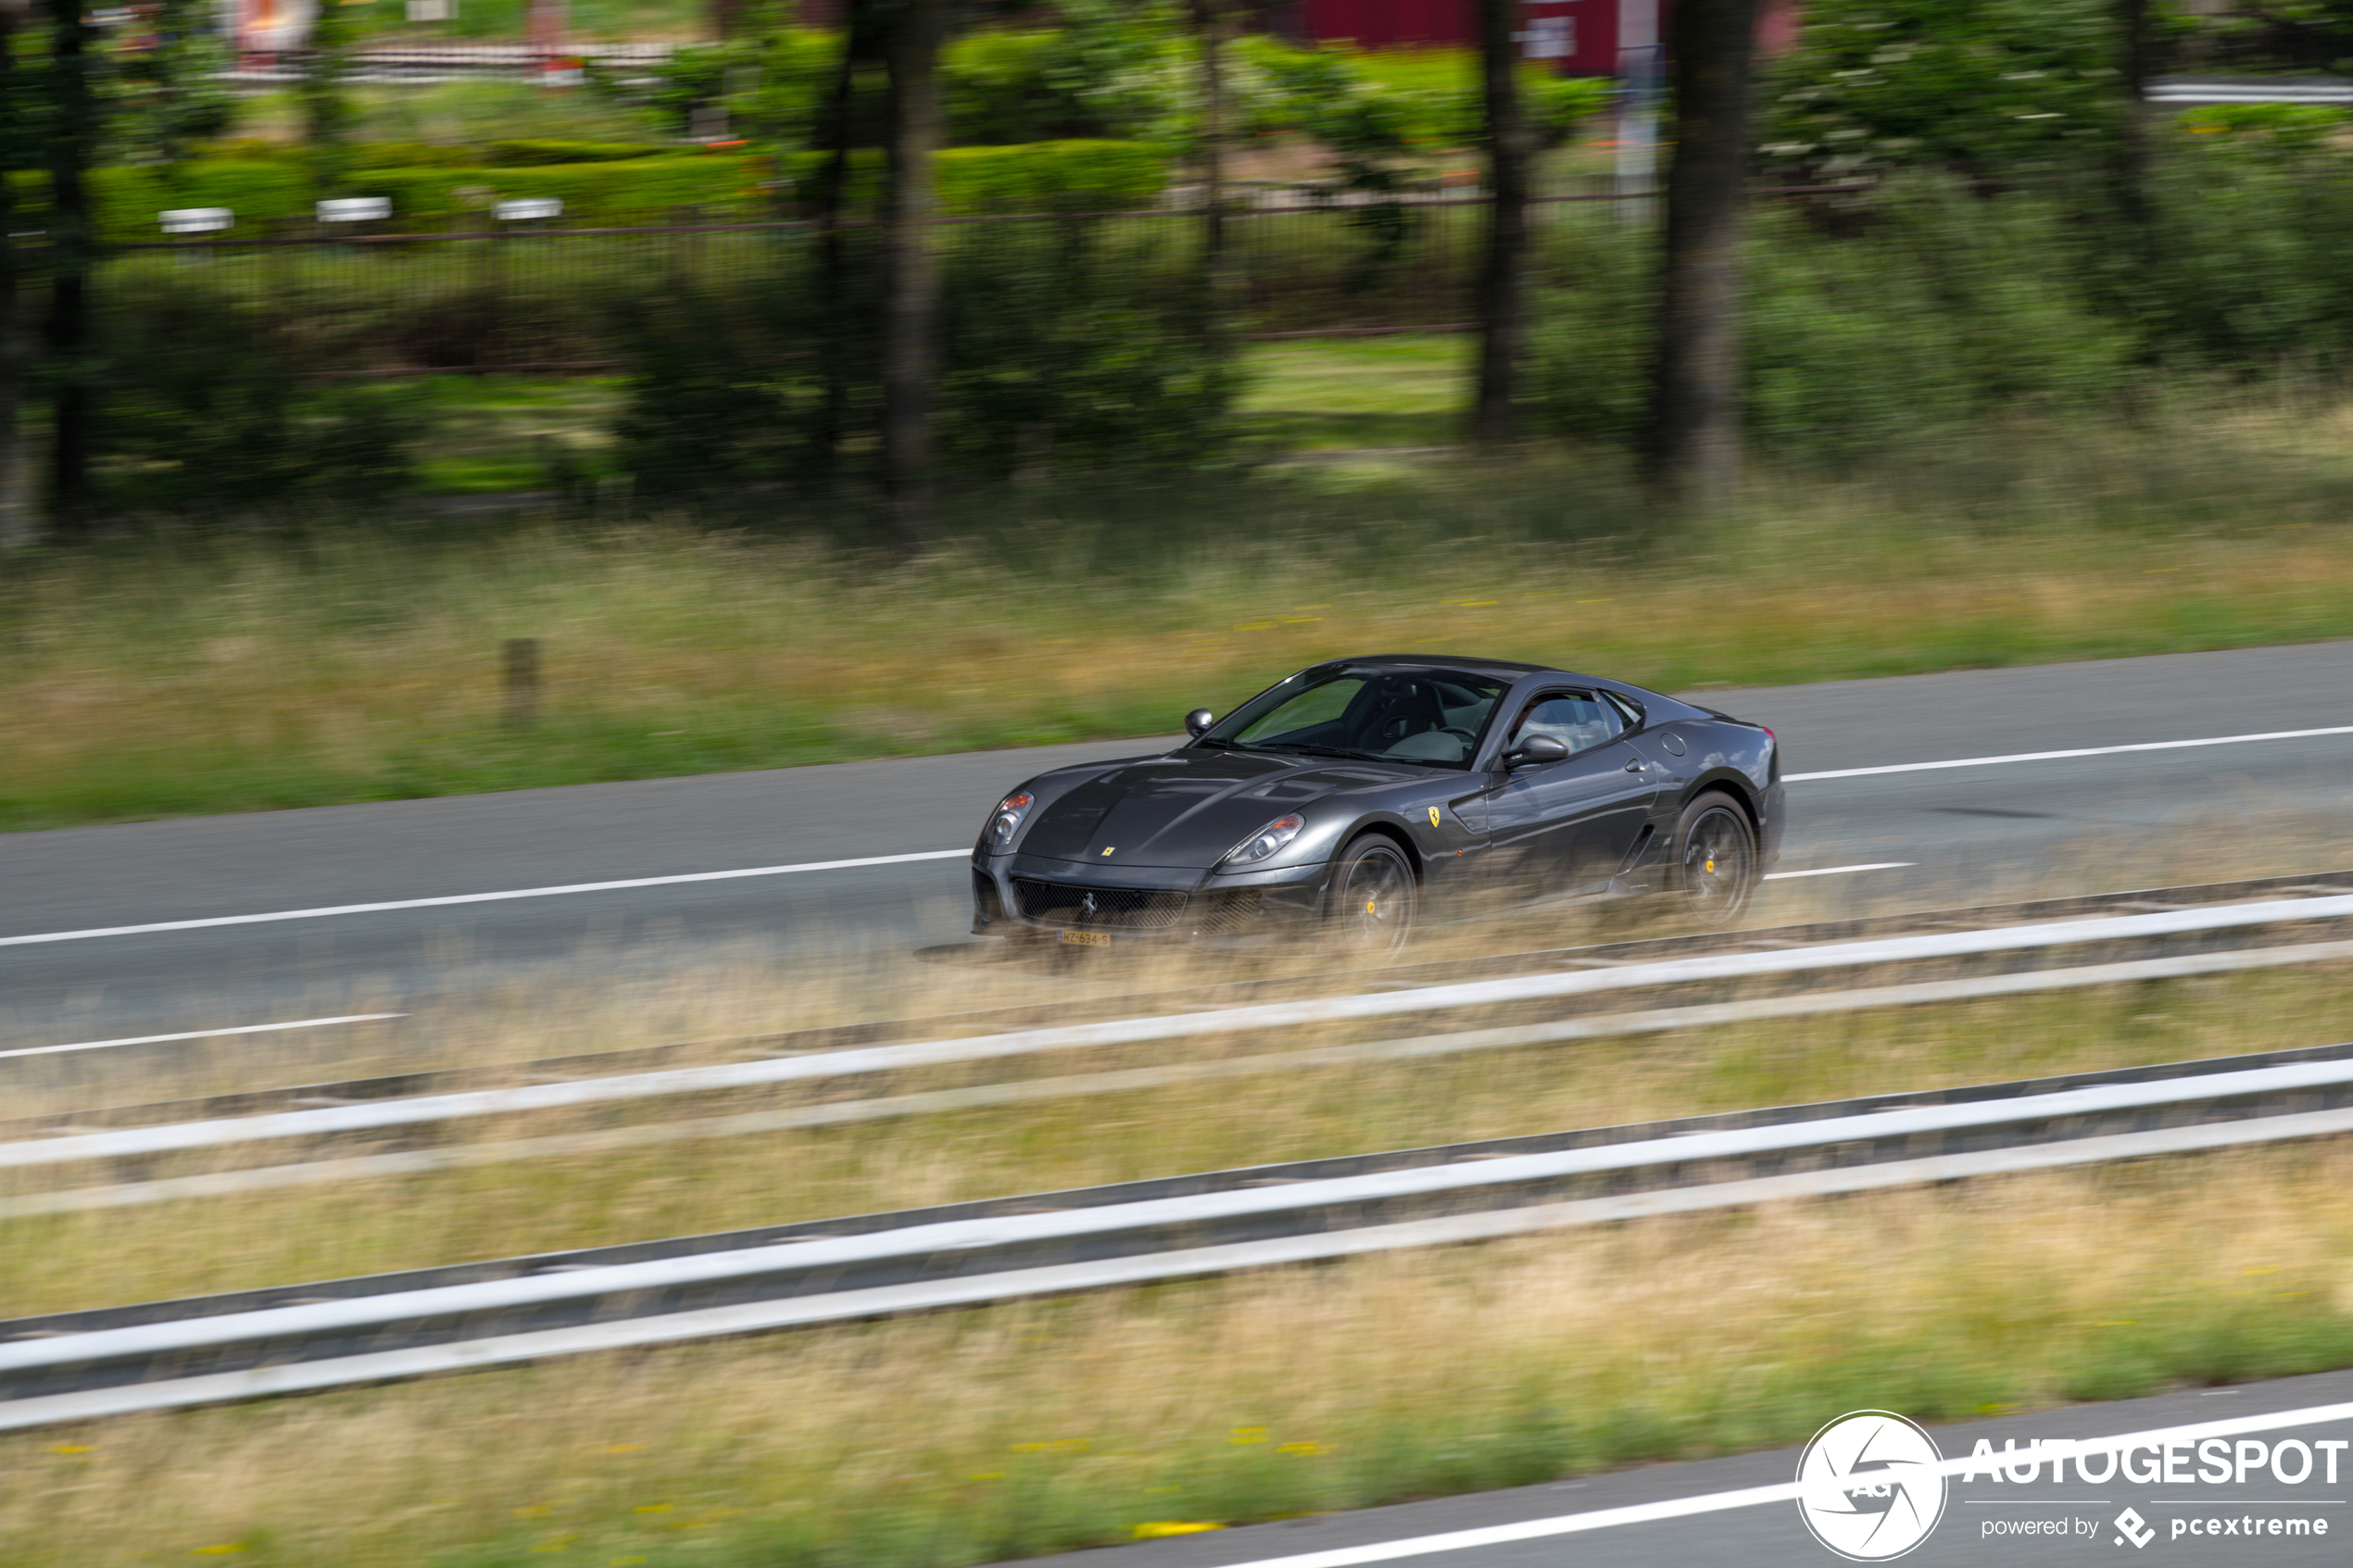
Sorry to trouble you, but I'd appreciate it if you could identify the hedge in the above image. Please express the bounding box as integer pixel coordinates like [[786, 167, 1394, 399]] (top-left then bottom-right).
[[33, 137, 1167, 241]]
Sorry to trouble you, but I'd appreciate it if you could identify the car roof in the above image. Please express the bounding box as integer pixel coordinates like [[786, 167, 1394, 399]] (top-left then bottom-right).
[[1328, 654, 1570, 683]]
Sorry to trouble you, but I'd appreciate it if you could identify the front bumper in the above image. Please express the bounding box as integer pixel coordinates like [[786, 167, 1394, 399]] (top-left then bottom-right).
[[971, 853, 1332, 944]]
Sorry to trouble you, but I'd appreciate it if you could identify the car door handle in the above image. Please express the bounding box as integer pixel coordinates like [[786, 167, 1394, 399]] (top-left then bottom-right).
[[1623, 759, 1643, 772]]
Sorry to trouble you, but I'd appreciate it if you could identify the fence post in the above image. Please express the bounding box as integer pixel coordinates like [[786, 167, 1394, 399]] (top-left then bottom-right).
[[502, 637, 540, 730]]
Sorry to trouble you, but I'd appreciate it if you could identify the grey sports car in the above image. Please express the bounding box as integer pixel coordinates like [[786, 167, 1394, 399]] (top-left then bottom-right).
[[970, 655, 1783, 955]]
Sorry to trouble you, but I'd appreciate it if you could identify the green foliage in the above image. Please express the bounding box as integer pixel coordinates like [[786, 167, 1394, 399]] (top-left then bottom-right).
[[610, 266, 827, 496], [105, 0, 239, 172], [937, 221, 1245, 476], [2174, 102, 2351, 157], [2129, 141, 2353, 362], [610, 220, 1241, 497], [1760, 0, 2124, 179], [1528, 184, 2135, 462], [595, 24, 839, 144], [945, 2, 1185, 144], [932, 139, 1165, 214], [88, 158, 315, 233], [482, 138, 698, 165], [94, 278, 426, 510], [1236, 39, 1605, 152], [298, 0, 360, 195]]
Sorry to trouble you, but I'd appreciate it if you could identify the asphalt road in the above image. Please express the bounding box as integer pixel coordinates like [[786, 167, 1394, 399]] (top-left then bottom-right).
[[5, 639, 2353, 1057], [1002, 1369, 2353, 1568]]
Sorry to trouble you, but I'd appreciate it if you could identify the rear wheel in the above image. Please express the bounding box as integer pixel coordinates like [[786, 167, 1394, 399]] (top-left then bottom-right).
[[1326, 836, 1416, 959], [1673, 793, 1756, 926]]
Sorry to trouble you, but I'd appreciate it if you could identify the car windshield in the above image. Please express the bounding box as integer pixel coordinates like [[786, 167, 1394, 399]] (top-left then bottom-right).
[[1202, 667, 1511, 769]]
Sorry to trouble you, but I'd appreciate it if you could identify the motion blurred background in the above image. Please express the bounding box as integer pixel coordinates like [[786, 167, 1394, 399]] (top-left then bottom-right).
[[12, 2, 2353, 1565]]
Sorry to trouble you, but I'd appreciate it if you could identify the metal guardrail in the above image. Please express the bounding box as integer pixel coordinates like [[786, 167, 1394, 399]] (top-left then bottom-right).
[[9, 1043, 2353, 1428], [13, 884, 2353, 1181], [12, 869, 2349, 1140]]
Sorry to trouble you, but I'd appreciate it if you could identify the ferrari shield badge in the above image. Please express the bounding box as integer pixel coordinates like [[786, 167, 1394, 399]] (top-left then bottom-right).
[[1428, 807, 1441, 827]]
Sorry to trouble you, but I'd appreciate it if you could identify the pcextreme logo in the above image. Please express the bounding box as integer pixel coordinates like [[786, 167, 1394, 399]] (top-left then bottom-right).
[[1796, 1411, 1949, 1561]]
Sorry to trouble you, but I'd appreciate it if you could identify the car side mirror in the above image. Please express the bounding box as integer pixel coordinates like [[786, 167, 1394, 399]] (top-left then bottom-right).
[[1504, 734, 1568, 769], [1185, 709, 1215, 737]]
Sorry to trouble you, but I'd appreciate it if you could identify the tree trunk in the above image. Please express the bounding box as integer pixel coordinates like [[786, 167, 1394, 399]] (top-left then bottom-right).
[[45, 0, 98, 539], [1473, 0, 1529, 450], [0, 0, 24, 547], [1642, 0, 1758, 509], [2114, 0, 2153, 242], [810, 6, 872, 474], [1192, 0, 1234, 345], [878, 0, 942, 555]]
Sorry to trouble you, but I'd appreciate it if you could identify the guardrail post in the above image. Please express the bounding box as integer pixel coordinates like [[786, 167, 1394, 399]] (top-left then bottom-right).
[[502, 637, 540, 730]]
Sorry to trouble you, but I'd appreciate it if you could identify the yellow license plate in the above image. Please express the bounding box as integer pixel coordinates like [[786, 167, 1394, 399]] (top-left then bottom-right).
[[1058, 929, 1114, 947]]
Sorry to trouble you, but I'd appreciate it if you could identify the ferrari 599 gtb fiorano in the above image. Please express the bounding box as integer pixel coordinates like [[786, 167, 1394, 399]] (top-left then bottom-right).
[[971, 655, 1783, 956]]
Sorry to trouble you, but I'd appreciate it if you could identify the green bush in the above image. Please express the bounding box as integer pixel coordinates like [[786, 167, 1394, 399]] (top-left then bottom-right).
[[610, 218, 1239, 498], [2132, 146, 2353, 363], [483, 139, 698, 166], [94, 278, 427, 511], [348, 156, 751, 224], [91, 159, 314, 236], [1759, 0, 2124, 179], [934, 140, 1166, 214], [1528, 185, 2134, 462], [937, 221, 1243, 476]]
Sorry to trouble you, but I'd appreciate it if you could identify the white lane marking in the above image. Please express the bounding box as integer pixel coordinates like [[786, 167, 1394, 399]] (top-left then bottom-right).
[[1786, 723, 2353, 783], [1203, 1399, 2353, 1568], [1761, 861, 1913, 881], [0, 851, 973, 948], [0, 1013, 406, 1063], [11, 721, 2349, 950]]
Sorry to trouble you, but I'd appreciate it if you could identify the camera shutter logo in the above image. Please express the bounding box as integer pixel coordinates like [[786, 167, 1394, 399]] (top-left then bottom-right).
[[1795, 1411, 1947, 1561]]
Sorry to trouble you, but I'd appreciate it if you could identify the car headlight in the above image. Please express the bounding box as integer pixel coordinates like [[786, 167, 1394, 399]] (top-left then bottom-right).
[[985, 793, 1034, 854], [1222, 813, 1305, 867]]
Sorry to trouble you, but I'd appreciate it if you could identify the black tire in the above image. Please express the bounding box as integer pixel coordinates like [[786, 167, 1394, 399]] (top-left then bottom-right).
[[1325, 835, 1417, 959], [1672, 792, 1757, 926]]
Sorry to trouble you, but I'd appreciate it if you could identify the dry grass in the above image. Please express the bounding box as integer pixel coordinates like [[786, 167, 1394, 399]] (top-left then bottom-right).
[[10, 1144, 2353, 1568], [11, 384, 2353, 828], [10, 949, 2353, 1319]]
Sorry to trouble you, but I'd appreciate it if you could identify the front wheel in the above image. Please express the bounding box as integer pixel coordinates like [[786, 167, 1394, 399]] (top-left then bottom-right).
[[1673, 794, 1756, 926], [1325, 836, 1416, 960]]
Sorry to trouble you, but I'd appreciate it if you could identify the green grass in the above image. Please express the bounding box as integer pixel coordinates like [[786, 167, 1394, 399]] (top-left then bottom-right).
[[15, 360, 2353, 833], [1235, 333, 1474, 451], [13, 950, 2353, 1565], [231, 82, 673, 151], [409, 375, 625, 493]]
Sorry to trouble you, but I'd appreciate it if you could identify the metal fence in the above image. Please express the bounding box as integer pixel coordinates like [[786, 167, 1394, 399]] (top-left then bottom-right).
[[90, 191, 1671, 374]]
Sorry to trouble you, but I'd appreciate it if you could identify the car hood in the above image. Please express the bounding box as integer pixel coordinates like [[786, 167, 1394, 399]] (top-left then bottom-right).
[[1019, 750, 1424, 867]]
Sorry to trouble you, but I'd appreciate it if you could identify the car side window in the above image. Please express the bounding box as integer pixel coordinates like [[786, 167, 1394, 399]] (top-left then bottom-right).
[[1511, 691, 1624, 757]]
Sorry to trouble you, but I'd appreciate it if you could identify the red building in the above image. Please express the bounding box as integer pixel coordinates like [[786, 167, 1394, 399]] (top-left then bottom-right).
[[1294, 0, 1801, 73]]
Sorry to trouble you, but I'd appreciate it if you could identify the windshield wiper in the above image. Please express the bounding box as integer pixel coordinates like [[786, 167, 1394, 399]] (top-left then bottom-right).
[[1190, 736, 1237, 750]]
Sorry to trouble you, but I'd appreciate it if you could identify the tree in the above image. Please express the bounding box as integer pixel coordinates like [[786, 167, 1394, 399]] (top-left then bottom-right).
[[1472, 0, 1529, 449], [298, 0, 357, 197], [810, 4, 886, 474], [1643, 0, 1759, 508], [45, 0, 100, 536], [0, 0, 27, 546], [1190, 0, 1235, 352], [2114, 0, 2154, 243], [878, 0, 945, 553]]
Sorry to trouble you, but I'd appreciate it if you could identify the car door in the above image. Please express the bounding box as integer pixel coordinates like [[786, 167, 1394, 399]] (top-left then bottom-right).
[[1480, 691, 1662, 901]]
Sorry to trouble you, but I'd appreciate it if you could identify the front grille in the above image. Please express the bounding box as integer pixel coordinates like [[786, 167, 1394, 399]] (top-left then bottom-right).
[[1013, 878, 1189, 931], [1189, 890, 1265, 935]]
